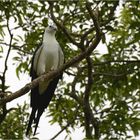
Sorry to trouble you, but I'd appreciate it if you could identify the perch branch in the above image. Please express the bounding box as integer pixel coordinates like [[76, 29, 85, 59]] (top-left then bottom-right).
[[0, 0, 102, 106], [0, 24, 101, 106]]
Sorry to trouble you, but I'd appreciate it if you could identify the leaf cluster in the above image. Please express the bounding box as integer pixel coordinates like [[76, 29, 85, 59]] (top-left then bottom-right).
[[0, 1, 140, 139]]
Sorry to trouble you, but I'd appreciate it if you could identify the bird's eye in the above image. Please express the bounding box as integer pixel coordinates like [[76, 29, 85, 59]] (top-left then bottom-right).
[[49, 25, 52, 28]]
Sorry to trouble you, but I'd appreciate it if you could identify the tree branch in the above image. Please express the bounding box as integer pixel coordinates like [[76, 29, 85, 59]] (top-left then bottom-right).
[[67, 67, 84, 105], [101, 1, 119, 27], [79, 2, 102, 139], [0, 42, 32, 55], [50, 122, 70, 140], [86, 2, 101, 37], [83, 57, 93, 139], [48, 2, 80, 46], [94, 60, 140, 65], [50, 106, 80, 140], [93, 72, 127, 77], [2, 20, 13, 91], [80, 27, 95, 46], [0, 0, 101, 111], [0, 18, 13, 124], [0, 24, 101, 105]]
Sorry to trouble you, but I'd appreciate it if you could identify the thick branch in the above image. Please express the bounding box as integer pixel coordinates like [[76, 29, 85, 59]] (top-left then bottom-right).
[[0, 0, 101, 106], [0, 26, 101, 105], [83, 57, 93, 139], [80, 2, 101, 139]]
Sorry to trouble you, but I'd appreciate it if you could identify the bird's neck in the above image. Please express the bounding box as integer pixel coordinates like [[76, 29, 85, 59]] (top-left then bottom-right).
[[43, 33, 56, 44]]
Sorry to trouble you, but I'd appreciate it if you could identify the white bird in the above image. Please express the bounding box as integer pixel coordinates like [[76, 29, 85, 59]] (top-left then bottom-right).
[[26, 25, 64, 136]]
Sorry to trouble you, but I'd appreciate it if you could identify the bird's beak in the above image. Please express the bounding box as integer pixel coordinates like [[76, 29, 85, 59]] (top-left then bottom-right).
[[53, 26, 57, 31], [50, 25, 57, 31]]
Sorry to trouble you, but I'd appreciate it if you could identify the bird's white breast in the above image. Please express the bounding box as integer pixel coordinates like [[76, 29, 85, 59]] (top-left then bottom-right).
[[34, 40, 64, 94], [36, 41, 59, 76]]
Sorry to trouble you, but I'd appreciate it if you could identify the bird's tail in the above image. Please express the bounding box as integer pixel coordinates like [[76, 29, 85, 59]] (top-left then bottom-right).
[[26, 108, 37, 136], [33, 108, 44, 136]]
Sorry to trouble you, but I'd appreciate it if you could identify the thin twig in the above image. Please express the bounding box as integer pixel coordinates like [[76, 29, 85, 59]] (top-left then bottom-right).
[[94, 60, 140, 65], [93, 72, 127, 77], [67, 67, 84, 105], [48, 2, 80, 46], [0, 42, 32, 55], [0, 18, 13, 124], [100, 1, 119, 27], [50, 106, 80, 140], [3, 20, 13, 78], [86, 2, 101, 37], [80, 27, 95, 46]]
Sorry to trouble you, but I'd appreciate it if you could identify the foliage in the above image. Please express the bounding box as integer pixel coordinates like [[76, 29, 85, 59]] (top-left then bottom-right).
[[0, 103, 30, 139], [0, 0, 140, 139]]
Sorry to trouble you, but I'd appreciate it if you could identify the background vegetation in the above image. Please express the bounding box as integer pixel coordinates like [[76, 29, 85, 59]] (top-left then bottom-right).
[[0, 0, 140, 139]]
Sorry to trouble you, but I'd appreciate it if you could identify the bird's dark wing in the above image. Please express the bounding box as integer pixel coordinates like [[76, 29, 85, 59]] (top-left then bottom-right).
[[26, 45, 41, 136], [30, 44, 41, 77], [30, 45, 43, 108]]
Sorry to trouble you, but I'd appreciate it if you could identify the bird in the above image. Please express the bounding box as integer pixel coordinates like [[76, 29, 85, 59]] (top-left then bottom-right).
[[26, 24, 64, 136]]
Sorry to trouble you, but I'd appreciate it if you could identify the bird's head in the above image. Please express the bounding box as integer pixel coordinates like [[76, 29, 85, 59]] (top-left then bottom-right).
[[45, 24, 57, 34]]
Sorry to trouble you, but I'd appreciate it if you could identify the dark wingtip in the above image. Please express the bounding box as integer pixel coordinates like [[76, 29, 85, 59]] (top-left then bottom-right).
[[26, 108, 37, 136], [33, 109, 44, 136]]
